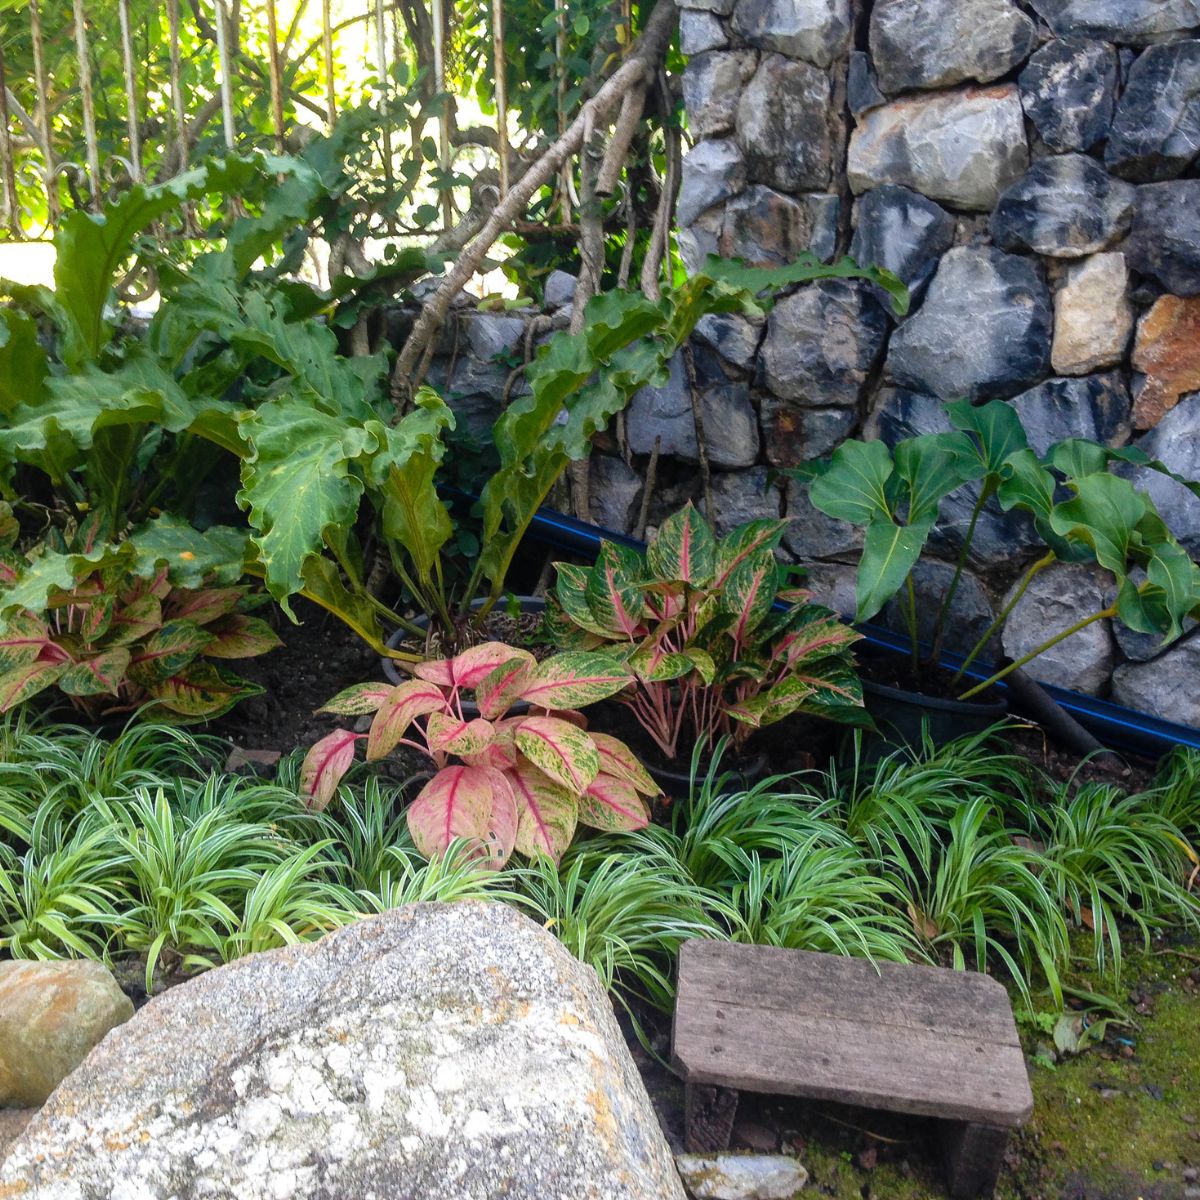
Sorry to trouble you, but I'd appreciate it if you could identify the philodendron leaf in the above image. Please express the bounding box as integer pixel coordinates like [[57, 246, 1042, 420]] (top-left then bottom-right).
[[0, 310, 48, 415], [856, 520, 933, 622], [1048, 472, 1148, 578], [0, 660, 68, 712], [509, 759, 579, 862], [892, 433, 976, 525], [301, 728, 363, 810], [0, 552, 80, 629], [946, 399, 1028, 477], [647, 502, 717, 586], [578, 772, 651, 833], [1126, 543, 1200, 640], [516, 653, 633, 710], [997, 448, 1056, 520], [513, 715, 600, 794], [808, 439, 895, 526], [127, 517, 250, 589]]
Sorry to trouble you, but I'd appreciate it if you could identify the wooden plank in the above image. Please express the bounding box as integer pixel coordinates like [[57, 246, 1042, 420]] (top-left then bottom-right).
[[673, 997, 1033, 1125], [684, 1084, 738, 1153], [944, 1121, 1011, 1197], [678, 941, 1020, 1047]]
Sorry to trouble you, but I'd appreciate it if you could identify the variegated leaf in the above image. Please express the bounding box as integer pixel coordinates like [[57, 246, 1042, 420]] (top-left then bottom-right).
[[0, 659, 68, 712], [646, 502, 716, 586], [477, 766, 518, 869], [415, 641, 531, 690], [58, 647, 132, 697], [713, 518, 788, 587], [776, 608, 862, 668], [427, 712, 496, 759], [590, 731, 661, 797], [366, 678, 447, 761], [628, 643, 695, 683], [516, 652, 633, 710], [163, 586, 245, 626], [140, 662, 264, 721], [127, 619, 214, 682], [202, 614, 283, 659], [553, 563, 612, 636], [463, 721, 519, 771], [317, 681, 395, 716], [513, 714, 600, 794], [508, 759, 579, 862], [542, 595, 604, 650], [406, 764, 498, 861], [722, 548, 778, 645], [475, 650, 536, 719], [584, 541, 647, 637], [300, 728, 363, 811], [106, 595, 162, 645], [683, 647, 717, 685], [0, 614, 52, 672], [579, 772, 651, 832]]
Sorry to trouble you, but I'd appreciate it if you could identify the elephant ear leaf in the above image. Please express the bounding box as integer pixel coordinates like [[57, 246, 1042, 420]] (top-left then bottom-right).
[[808, 439, 895, 526], [946, 399, 1027, 477], [0, 311, 48, 415], [856, 520, 930, 623]]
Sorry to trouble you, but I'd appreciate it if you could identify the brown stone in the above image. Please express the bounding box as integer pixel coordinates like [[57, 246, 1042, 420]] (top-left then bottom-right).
[[1131, 295, 1200, 429], [0, 960, 133, 1107]]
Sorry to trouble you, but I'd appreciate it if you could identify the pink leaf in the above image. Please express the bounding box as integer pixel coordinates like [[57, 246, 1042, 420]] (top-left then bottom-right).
[[426, 712, 496, 759], [475, 651, 536, 719], [366, 679, 447, 761], [316, 681, 396, 716], [407, 764, 514, 868], [590, 732, 662, 797], [508, 759, 579, 862], [513, 715, 600, 794], [516, 652, 633, 710], [415, 641, 532, 691], [300, 729, 363, 811], [578, 772, 651, 832]]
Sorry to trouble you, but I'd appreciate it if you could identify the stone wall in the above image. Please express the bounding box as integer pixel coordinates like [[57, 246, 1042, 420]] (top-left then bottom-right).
[[665, 0, 1200, 727]]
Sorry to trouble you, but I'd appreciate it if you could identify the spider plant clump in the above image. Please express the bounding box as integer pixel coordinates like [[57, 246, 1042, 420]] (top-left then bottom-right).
[[545, 503, 867, 763], [300, 641, 658, 868]]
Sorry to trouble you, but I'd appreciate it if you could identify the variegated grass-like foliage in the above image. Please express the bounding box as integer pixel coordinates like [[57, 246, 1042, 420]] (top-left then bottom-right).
[[0, 564, 279, 722], [545, 502, 867, 761], [300, 642, 659, 868]]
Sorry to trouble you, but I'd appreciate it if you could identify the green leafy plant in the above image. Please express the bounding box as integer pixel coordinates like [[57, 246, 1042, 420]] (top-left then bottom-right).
[[545, 503, 866, 761], [299, 640, 658, 867], [797, 401, 1200, 697]]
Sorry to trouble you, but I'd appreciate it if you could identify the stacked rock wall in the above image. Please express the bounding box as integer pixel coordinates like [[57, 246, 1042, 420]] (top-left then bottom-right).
[[666, 0, 1200, 727]]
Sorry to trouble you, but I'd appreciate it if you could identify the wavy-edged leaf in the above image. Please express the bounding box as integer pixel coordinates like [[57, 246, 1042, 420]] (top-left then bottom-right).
[[0, 552, 78, 627], [579, 772, 651, 832], [514, 715, 600, 794], [809, 439, 895, 526], [0, 310, 48, 415], [476, 651, 536, 719], [126, 516, 250, 589], [415, 641, 531, 691], [140, 661, 263, 721], [647, 502, 716, 586], [0, 614, 52, 672], [1048, 472, 1147, 578], [946, 399, 1027, 477], [203, 615, 283, 659], [585, 541, 647, 636], [998, 448, 1056, 520], [893, 433, 976, 526], [0, 660, 67, 712], [427, 713, 496, 759], [317, 681, 395, 716], [128, 619, 215, 684], [508, 759, 579, 861], [366, 678, 447, 761], [517, 652, 633, 710], [589, 731, 661, 797], [300, 728, 363, 811], [58, 648, 132, 697]]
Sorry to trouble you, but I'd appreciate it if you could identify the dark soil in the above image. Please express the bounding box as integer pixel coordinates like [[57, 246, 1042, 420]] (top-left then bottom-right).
[[861, 649, 1005, 708]]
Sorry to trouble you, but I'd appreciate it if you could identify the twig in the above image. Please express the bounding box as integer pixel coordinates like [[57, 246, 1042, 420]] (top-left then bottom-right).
[[683, 342, 713, 521], [634, 435, 660, 540], [640, 69, 679, 300]]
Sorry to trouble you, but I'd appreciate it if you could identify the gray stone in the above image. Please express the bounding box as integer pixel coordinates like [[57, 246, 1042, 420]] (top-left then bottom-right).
[[676, 1152, 809, 1200], [627, 350, 760, 467], [806, 193, 841, 263], [796, 560, 857, 619], [886, 247, 1052, 401], [0, 1110, 34, 1164], [0, 961, 133, 1108], [589, 455, 643, 535], [737, 54, 832, 192], [1001, 564, 1115, 694], [990, 154, 1136, 258], [677, 138, 746, 227], [679, 0, 736, 15], [1051, 253, 1134, 374], [882, 560, 998, 658], [1107, 40, 1200, 182], [1128, 393, 1200, 556], [849, 184, 955, 298], [1008, 374, 1132, 456], [706, 467, 784, 537], [729, 0, 850, 66], [1112, 634, 1200, 728], [462, 312, 525, 361], [848, 51, 886, 117], [1125, 179, 1200, 295], [1027, 0, 1200, 44], [784, 479, 864, 559], [847, 85, 1029, 211], [0, 904, 684, 1200], [1019, 38, 1119, 153], [761, 401, 856, 466], [1108, 568, 1198, 661], [719, 185, 836, 266], [694, 312, 764, 370], [681, 10, 729, 53], [544, 270, 577, 309], [760, 280, 889, 408], [869, 0, 1037, 95], [679, 208, 726, 275], [684, 50, 757, 139]]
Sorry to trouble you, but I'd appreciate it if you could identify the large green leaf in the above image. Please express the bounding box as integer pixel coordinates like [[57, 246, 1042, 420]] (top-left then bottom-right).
[[0, 311, 48, 416], [1048, 473, 1148, 578], [892, 433, 975, 525], [946, 399, 1028, 477], [856, 519, 934, 623], [808, 439, 895, 526], [126, 516, 250, 589]]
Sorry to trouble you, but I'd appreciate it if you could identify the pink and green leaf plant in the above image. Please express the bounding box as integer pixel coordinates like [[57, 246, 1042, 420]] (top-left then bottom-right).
[[545, 503, 867, 762], [299, 642, 658, 869]]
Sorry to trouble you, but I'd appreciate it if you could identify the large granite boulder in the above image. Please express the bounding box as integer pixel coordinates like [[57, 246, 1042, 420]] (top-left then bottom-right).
[[869, 0, 1036, 95], [729, 0, 851, 67], [1019, 38, 1119, 153], [886, 247, 1052, 401], [1106, 40, 1200, 181], [847, 85, 1028, 211], [1026, 0, 1200, 44], [1124, 178, 1200, 295], [0, 903, 685, 1200], [677, 138, 746, 227], [683, 50, 758, 139], [0, 960, 133, 1107]]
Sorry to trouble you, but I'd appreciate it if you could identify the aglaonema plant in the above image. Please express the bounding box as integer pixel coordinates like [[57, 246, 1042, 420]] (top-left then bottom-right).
[[544, 503, 867, 762], [795, 400, 1200, 700], [299, 642, 659, 867]]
